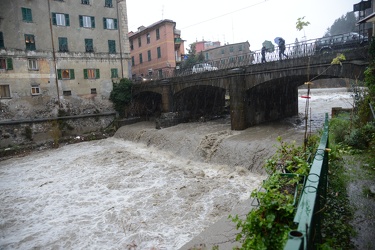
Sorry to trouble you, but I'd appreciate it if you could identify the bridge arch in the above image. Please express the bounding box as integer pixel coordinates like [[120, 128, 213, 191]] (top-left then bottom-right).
[[132, 47, 369, 129]]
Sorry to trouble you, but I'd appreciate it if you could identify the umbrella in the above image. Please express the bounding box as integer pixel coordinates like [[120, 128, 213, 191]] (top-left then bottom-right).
[[262, 40, 275, 53], [274, 37, 283, 46]]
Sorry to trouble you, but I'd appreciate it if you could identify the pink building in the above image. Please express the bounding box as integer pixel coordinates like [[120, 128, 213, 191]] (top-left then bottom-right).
[[129, 19, 185, 80]]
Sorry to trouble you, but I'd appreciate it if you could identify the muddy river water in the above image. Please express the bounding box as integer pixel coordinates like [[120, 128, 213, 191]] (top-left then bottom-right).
[[0, 88, 354, 249]]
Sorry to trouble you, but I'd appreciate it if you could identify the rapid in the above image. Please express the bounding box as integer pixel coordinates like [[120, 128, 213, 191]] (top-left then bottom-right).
[[0, 88, 354, 249]]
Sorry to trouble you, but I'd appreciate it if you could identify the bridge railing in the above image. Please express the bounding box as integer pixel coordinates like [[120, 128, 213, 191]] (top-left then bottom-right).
[[138, 34, 368, 82], [284, 113, 330, 249]]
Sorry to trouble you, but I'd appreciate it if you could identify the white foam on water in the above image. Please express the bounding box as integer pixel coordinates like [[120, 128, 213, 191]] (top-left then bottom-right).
[[0, 88, 354, 249]]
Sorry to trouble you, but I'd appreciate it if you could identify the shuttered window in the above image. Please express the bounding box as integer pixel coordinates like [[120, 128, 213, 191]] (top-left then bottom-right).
[[22, 8, 32, 22]]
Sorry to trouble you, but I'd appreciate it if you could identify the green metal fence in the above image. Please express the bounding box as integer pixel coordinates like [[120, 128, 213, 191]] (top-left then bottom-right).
[[284, 113, 330, 249]]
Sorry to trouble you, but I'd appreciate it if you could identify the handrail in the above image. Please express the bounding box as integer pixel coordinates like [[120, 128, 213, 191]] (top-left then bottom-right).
[[284, 113, 330, 249]]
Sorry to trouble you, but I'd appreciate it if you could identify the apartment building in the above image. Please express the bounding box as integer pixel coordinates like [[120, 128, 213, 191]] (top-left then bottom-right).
[[194, 40, 221, 53], [202, 41, 252, 67], [128, 19, 185, 80], [0, 0, 131, 120]]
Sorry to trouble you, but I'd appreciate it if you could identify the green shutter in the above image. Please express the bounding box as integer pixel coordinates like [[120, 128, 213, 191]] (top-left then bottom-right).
[[103, 18, 107, 29], [57, 69, 62, 79], [95, 69, 100, 79], [22, 8, 27, 21], [114, 19, 118, 29], [79, 15, 83, 27], [52, 13, 57, 25], [70, 69, 75, 79], [83, 69, 88, 79], [91, 16, 95, 28], [6, 58, 13, 70], [65, 14, 70, 26]]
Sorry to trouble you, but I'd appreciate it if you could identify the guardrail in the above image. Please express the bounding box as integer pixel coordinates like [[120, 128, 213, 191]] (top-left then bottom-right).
[[284, 113, 330, 249]]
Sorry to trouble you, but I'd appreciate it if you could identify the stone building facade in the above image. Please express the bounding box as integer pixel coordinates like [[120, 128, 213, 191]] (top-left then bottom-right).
[[0, 0, 131, 121]]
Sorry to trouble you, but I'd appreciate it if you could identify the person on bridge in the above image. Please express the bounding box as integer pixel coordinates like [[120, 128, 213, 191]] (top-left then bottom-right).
[[261, 46, 267, 63], [278, 38, 288, 60]]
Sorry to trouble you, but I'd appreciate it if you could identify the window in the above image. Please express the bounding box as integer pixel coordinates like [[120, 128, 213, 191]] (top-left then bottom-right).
[[28, 59, 38, 70], [139, 53, 143, 64], [91, 88, 97, 94], [79, 15, 95, 28], [58, 37, 68, 52], [156, 28, 160, 40], [108, 40, 116, 53], [111, 68, 118, 78], [105, 0, 113, 7], [31, 85, 40, 95], [221, 48, 225, 54], [147, 50, 151, 61], [103, 18, 117, 29], [81, 0, 90, 4], [130, 40, 133, 50], [147, 33, 150, 44], [85, 39, 93, 52], [157, 47, 161, 58], [57, 69, 75, 80], [238, 45, 243, 51], [0, 32, 4, 48], [22, 8, 32, 22], [229, 46, 234, 53], [131, 56, 135, 66], [25, 34, 36, 50], [63, 90, 71, 96], [52, 13, 70, 26], [0, 85, 11, 98], [0, 58, 13, 70], [138, 37, 141, 47], [84, 69, 100, 79]]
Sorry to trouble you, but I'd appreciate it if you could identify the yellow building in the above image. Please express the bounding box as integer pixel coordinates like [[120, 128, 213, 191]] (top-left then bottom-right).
[[0, 0, 131, 120]]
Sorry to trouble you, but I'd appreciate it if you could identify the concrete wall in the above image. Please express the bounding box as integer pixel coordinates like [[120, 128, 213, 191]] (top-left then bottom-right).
[[0, 113, 115, 148]]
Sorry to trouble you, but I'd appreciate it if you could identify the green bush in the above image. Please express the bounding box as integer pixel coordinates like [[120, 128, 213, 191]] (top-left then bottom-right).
[[109, 78, 133, 117], [329, 115, 351, 144]]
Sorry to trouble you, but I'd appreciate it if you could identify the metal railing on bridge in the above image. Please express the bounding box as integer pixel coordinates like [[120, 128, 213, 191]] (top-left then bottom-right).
[[284, 113, 330, 249], [139, 33, 368, 81]]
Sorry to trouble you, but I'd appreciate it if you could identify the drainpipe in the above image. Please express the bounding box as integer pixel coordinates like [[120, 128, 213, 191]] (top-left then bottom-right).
[[117, 0, 124, 78], [47, 0, 60, 107]]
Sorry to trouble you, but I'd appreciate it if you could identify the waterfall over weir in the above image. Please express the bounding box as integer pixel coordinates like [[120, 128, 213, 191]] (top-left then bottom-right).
[[0, 88, 353, 249]]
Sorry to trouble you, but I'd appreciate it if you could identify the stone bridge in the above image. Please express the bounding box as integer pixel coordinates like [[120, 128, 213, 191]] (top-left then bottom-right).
[[131, 47, 369, 130]]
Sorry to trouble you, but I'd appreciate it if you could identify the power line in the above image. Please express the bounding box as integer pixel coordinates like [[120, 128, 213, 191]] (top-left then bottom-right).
[[181, 0, 271, 30]]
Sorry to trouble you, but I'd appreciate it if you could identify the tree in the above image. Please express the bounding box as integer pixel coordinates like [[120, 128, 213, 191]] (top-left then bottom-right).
[[296, 16, 310, 32], [181, 43, 206, 70], [109, 78, 133, 117], [324, 12, 357, 36]]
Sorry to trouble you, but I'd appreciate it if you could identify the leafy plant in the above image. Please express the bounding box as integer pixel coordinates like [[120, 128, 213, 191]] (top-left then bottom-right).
[[109, 78, 133, 117], [264, 136, 310, 175], [230, 138, 313, 249]]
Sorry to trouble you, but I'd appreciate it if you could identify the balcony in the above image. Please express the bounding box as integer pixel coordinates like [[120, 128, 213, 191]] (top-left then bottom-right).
[[174, 38, 182, 44]]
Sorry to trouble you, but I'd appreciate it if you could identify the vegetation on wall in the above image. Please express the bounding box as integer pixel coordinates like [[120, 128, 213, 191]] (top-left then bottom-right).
[[230, 136, 315, 249], [109, 78, 133, 118]]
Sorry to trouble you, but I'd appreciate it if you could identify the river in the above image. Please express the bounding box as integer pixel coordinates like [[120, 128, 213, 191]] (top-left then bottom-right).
[[0, 88, 354, 249]]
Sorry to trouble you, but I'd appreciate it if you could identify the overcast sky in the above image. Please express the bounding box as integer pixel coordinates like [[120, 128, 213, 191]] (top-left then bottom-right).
[[126, 0, 362, 52]]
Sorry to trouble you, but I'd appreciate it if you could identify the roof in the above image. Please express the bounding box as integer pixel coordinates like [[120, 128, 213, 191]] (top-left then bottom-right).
[[357, 12, 375, 24], [202, 41, 251, 53], [128, 19, 176, 37]]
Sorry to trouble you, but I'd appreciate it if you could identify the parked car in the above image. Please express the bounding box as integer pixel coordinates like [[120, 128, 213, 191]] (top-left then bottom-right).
[[192, 63, 218, 73], [315, 32, 368, 54]]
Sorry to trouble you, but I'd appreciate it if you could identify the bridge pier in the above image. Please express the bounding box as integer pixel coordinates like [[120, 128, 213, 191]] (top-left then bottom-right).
[[229, 70, 247, 130], [161, 85, 173, 112]]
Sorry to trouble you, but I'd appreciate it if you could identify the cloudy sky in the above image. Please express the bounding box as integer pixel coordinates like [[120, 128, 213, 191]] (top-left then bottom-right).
[[126, 0, 362, 51]]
